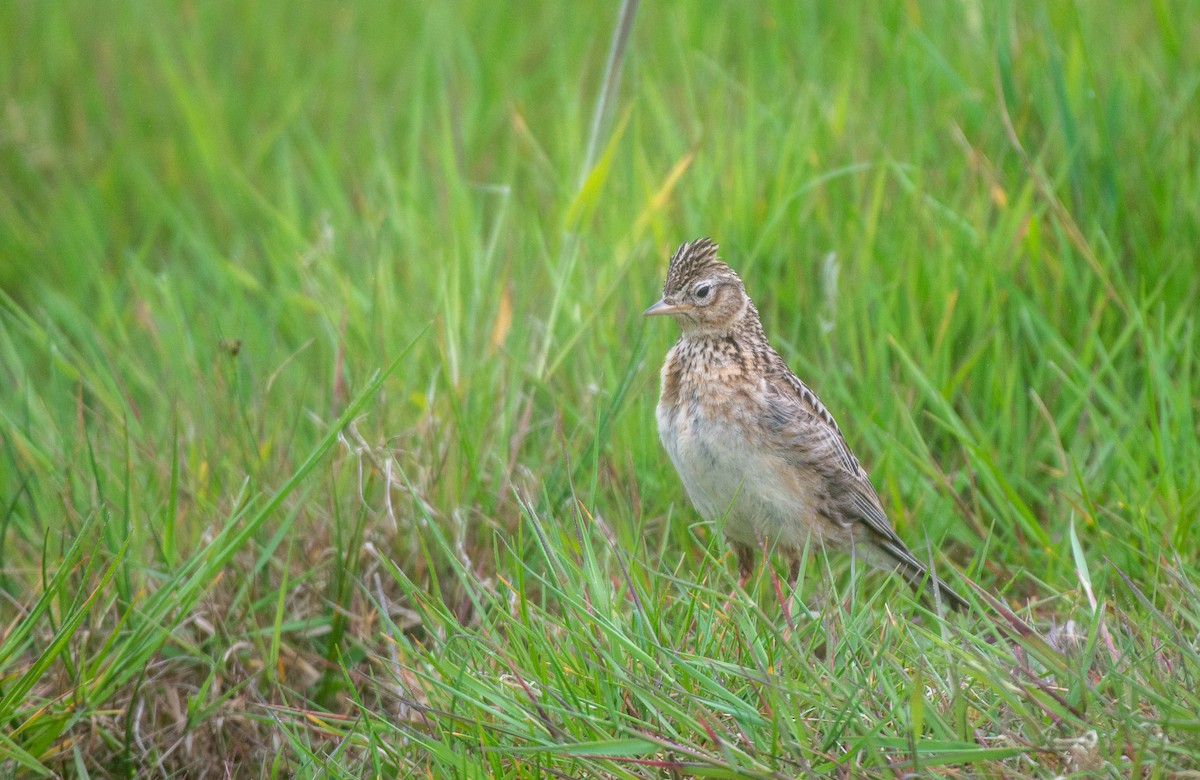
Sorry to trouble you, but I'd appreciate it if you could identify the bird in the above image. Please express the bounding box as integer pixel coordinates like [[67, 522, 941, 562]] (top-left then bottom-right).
[[645, 237, 968, 612]]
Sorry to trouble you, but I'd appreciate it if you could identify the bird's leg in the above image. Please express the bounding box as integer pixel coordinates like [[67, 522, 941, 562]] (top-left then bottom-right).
[[721, 543, 756, 615], [759, 538, 796, 632], [787, 556, 801, 590], [734, 542, 755, 590], [783, 554, 818, 625]]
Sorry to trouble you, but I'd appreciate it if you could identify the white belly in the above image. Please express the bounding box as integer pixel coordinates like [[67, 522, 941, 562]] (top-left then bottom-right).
[[657, 402, 822, 552]]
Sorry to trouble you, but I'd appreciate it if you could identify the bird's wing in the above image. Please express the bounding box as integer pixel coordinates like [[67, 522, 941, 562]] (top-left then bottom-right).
[[759, 370, 923, 567]]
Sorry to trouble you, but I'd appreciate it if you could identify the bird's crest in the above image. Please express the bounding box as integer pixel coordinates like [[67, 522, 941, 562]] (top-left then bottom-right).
[[663, 237, 733, 295]]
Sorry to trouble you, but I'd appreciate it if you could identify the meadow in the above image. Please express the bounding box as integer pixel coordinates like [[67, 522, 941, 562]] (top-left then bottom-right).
[[1, 2, 1199, 776]]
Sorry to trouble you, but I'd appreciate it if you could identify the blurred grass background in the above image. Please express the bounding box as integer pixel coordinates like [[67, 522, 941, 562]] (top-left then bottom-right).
[[1, 1, 1199, 776]]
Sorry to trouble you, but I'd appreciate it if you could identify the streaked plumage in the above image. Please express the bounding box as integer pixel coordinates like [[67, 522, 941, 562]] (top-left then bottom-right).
[[645, 237, 967, 611]]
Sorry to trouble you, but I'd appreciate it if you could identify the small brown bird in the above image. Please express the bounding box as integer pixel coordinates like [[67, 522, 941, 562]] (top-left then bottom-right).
[[645, 238, 967, 612]]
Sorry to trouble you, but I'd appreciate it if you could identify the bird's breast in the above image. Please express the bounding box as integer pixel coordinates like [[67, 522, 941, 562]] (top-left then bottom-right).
[[656, 343, 828, 547]]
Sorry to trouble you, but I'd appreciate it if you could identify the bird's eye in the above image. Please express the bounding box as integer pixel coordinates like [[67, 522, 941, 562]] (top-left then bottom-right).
[[695, 283, 711, 300]]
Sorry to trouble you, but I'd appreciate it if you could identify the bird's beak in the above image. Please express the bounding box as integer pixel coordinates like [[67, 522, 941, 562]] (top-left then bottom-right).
[[643, 298, 690, 317]]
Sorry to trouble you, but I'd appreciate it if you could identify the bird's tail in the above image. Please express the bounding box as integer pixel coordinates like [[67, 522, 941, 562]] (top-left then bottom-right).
[[897, 558, 970, 612], [862, 537, 970, 612]]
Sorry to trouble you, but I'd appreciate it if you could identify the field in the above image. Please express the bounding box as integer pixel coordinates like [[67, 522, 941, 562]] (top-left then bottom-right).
[[2, 2, 1199, 777]]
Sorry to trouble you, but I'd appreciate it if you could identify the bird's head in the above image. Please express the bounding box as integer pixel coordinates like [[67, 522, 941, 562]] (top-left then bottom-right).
[[643, 238, 752, 336]]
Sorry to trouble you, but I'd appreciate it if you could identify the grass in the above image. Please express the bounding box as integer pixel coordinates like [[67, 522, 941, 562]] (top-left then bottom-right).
[[1, 1, 1199, 776]]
